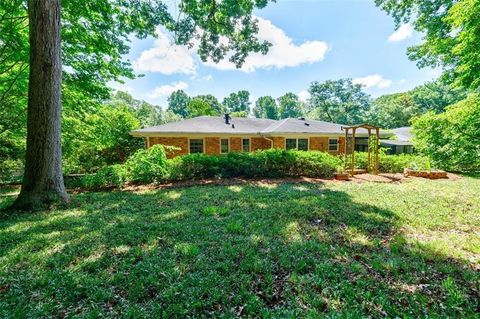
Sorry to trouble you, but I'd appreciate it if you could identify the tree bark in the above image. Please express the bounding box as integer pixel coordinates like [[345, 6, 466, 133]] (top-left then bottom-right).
[[12, 0, 68, 210]]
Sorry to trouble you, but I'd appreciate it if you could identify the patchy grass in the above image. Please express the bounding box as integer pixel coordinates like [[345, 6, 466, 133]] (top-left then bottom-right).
[[0, 177, 479, 318]]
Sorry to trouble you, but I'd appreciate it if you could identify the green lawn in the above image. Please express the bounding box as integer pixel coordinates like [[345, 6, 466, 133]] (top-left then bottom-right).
[[1, 177, 479, 318]]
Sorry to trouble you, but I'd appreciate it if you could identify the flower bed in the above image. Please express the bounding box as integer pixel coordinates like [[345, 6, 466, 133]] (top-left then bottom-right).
[[404, 168, 447, 179]]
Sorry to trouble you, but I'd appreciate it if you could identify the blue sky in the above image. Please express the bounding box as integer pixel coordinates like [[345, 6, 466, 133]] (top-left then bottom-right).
[[111, 0, 440, 107]]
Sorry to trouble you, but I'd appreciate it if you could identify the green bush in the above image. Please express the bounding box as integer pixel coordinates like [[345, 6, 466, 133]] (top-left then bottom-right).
[[170, 149, 342, 180], [352, 151, 430, 173], [80, 164, 126, 189], [124, 145, 170, 183]]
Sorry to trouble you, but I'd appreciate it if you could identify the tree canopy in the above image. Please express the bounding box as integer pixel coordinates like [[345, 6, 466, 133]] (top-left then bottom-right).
[[412, 94, 480, 171], [308, 79, 370, 124], [375, 0, 480, 90], [253, 96, 278, 119], [223, 90, 251, 114]]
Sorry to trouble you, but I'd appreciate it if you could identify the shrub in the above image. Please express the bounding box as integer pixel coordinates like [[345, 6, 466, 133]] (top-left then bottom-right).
[[124, 145, 170, 183], [170, 149, 342, 180], [80, 164, 127, 189], [352, 151, 430, 173]]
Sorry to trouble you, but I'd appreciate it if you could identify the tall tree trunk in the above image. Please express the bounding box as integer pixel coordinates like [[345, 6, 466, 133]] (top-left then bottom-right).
[[12, 0, 68, 210]]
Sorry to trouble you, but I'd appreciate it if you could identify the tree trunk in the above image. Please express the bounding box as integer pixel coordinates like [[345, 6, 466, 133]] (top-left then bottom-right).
[[12, 0, 68, 210]]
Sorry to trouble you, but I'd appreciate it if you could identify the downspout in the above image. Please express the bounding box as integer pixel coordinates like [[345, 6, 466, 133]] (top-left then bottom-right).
[[260, 133, 274, 149]]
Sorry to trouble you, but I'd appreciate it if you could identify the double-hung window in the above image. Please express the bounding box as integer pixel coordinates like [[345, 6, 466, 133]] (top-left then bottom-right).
[[220, 138, 229, 154], [328, 138, 339, 151], [242, 138, 250, 152], [286, 138, 309, 151], [189, 139, 204, 154]]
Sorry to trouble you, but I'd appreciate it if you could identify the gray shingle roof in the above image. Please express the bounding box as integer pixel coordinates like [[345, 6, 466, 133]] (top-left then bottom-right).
[[131, 116, 277, 135], [131, 116, 393, 137], [392, 127, 412, 142]]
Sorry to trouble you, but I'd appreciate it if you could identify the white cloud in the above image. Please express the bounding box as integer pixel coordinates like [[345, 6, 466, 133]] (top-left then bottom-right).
[[148, 81, 188, 98], [204, 17, 329, 72], [388, 24, 413, 42], [298, 90, 310, 103], [134, 29, 196, 75], [353, 74, 392, 89]]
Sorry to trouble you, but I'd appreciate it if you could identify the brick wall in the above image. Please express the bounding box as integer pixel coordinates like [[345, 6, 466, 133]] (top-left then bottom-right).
[[147, 135, 346, 158], [309, 137, 328, 151], [205, 137, 220, 155], [230, 137, 242, 152], [251, 137, 272, 152], [338, 137, 346, 154], [149, 137, 188, 158], [271, 137, 284, 149]]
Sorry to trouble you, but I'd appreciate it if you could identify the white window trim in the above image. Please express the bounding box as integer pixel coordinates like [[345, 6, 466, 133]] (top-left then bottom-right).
[[284, 138, 309, 151], [242, 137, 251, 152], [220, 138, 230, 154], [188, 137, 205, 154], [328, 138, 339, 152]]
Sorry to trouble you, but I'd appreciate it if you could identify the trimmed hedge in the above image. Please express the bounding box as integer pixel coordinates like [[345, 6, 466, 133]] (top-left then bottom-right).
[[170, 149, 342, 180]]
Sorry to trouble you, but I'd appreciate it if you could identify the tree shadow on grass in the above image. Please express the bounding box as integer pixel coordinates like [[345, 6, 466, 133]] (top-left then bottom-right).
[[0, 182, 478, 318]]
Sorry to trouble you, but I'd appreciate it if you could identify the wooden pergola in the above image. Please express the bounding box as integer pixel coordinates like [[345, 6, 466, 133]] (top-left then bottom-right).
[[342, 124, 380, 176]]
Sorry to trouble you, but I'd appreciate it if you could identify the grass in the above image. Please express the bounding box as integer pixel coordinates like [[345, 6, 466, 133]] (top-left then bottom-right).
[[0, 177, 479, 318]]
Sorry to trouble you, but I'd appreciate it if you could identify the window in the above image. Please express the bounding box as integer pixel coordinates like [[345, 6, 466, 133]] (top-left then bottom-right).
[[286, 139, 297, 150], [221, 138, 229, 154], [189, 139, 203, 154], [328, 138, 338, 151], [286, 138, 308, 151], [242, 138, 250, 152], [298, 139, 308, 151]]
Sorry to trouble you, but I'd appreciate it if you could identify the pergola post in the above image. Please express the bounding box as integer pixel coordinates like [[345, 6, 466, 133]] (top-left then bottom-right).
[[351, 128, 356, 176], [367, 128, 371, 173], [375, 127, 380, 175]]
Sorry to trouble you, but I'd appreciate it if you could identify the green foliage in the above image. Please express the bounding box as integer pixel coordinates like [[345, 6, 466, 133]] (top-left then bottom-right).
[[253, 96, 278, 119], [194, 94, 225, 114], [187, 98, 218, 118], [223, 90, 251, 114], [308, 79, 371, 124], [375, 0, 480, 90], [369, 93, 419, 128], [63, 104, 143, 173], [353, 151, 430, 173], [80, 165, 126, 189], [410, 80, 467, 114], [170, 149, 342, 181], [167, 90, 191, 118], [124, 145, 170, 184], [277, 93, 303, 119], [412, 94, 480, 172]]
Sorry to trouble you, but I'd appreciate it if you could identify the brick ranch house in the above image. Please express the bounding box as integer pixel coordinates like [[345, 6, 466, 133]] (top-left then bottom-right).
[[130, 115, 393, 159]]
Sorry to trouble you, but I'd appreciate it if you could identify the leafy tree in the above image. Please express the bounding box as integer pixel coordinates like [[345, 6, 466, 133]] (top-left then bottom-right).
[[253, 96, 278, 119], [187, 99, 217, 118], [410, 80, 467, 114], [223, 90, 251, 114], [110, 91, 163, 128], [375, 0, 480, 89], [412, 94, 480, 172], [194, 94, 224, 114], [230, 111, 248, 118], [368, 93, 420, 129], [277, 93, 303, 119], [3, 0, 274, 209], [308, 79, 371, 124], [167, 90, 191, 118]]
